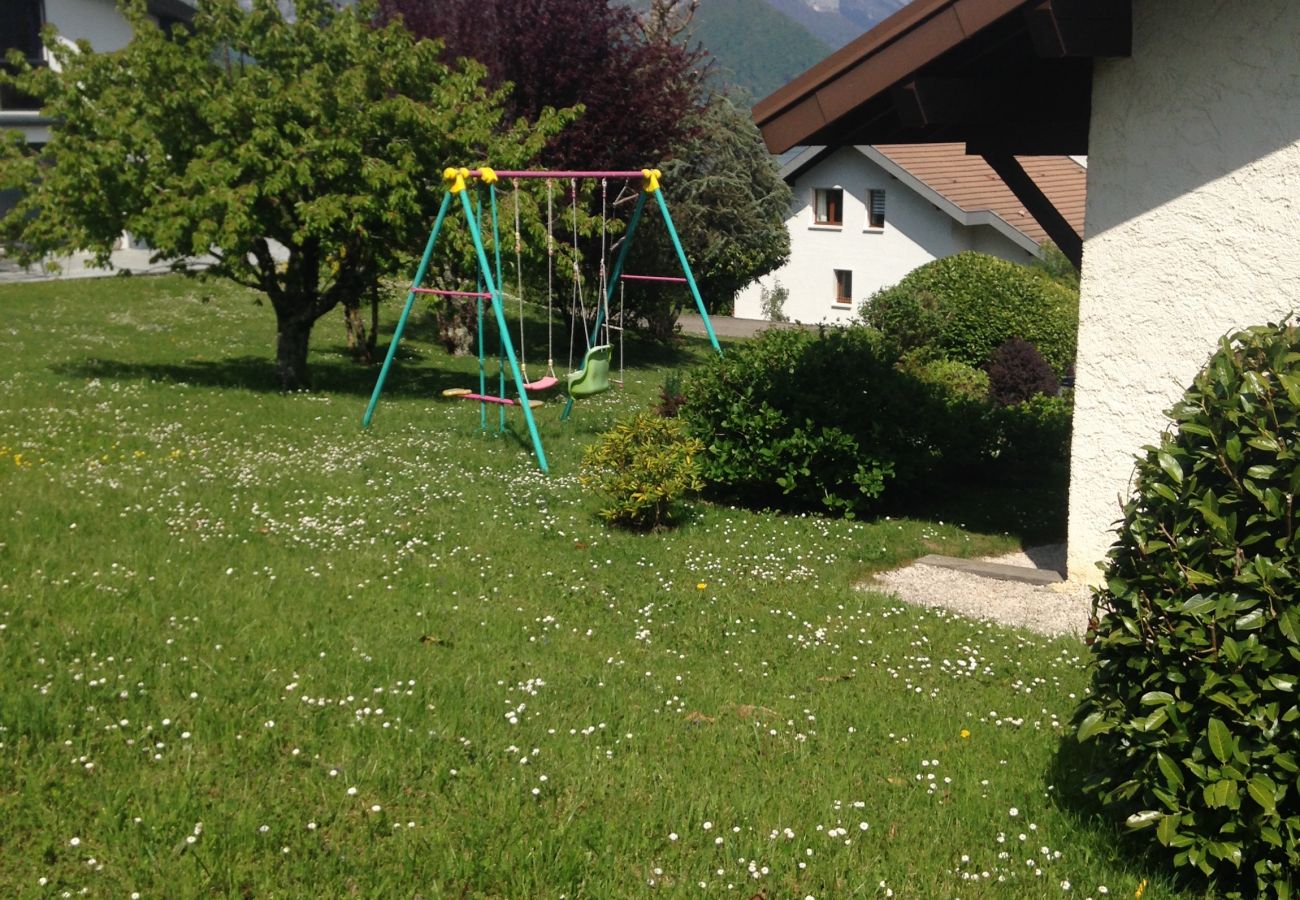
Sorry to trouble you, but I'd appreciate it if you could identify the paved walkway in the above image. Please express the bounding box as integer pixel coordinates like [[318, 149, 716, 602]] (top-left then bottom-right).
[[678, 312, 811, 339], [0, 248, 219, 284]]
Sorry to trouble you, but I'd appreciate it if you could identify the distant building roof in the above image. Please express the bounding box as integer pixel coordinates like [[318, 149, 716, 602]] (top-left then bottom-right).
[[783, 143, 1086, 250], [874, 144, 1085, 244]]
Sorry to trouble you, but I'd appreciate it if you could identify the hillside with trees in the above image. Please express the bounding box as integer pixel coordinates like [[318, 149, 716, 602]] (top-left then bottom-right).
[[691, 0, 830, 99]]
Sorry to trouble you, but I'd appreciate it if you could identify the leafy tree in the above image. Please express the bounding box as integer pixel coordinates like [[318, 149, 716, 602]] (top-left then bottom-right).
[[378, 0, 705, 171], [624, 93, 791, 334], [0, 0, 565, 388]]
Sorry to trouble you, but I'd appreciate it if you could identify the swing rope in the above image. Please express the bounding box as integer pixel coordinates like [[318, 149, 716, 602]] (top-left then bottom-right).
[[598, 177, 609, 348], [545, 180, 555, 377], [568, 178, 587, 373], [512, 178, 527, 380]]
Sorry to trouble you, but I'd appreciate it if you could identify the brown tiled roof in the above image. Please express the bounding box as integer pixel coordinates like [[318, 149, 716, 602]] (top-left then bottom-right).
[[873, 144, 1086, 244]]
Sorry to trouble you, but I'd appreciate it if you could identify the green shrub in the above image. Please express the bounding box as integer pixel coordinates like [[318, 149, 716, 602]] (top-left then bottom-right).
[[681, 327, 970, 514], [991, 393, 1072, 470], [896, 350, 990, 403], [656, 371, 686, 418], [681, 323, 1073, 515], [863, 251, 1079, 377], [759, 280, 790, 322], [579, 412, 704, 530], [681, 328, 905, 514], [1071, 322, 1300, 898]]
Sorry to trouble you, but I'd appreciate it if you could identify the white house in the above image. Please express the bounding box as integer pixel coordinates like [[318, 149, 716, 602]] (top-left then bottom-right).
[[734, 143, 1086, 324], [1, 0, 194, 146], [753, 0, 1300, 585]]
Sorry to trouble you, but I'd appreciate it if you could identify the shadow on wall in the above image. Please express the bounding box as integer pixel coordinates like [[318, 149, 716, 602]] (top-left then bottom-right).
[[1085, 0, 1300, 240]]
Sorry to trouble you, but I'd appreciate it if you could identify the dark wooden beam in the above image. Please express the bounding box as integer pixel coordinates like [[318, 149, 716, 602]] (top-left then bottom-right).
[[964, 119, 1090, 155], [891, 67, 1091, 128], [980, 152, 1082, 269], [1023, 0, 1131, 59]]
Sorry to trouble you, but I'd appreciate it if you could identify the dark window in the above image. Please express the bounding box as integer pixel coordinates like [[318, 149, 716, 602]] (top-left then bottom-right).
[[1, 0, 45, 112], [814, 188, 843, 226], [0, 0, 44, 61], [833, 269, 853, 305], [868, 189, 886, 228]]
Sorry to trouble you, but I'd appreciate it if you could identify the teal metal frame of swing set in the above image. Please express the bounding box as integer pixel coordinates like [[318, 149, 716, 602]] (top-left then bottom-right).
[[361, 166, 723, 474]]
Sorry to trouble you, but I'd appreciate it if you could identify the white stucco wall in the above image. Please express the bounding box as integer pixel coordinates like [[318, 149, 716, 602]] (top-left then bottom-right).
[[735, 147, 1036, 324], [1067, 0, 1300, 583], [43, 0, 137, 54]]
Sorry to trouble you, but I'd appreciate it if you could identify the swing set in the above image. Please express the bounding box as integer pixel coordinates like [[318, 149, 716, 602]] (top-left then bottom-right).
[[361, 166, 723, 474]]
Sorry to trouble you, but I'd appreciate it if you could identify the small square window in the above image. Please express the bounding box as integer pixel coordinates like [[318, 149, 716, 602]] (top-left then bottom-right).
[[814, 188, 843, 226], [833, 269, 853, 305], [868, 189, 886, 228]]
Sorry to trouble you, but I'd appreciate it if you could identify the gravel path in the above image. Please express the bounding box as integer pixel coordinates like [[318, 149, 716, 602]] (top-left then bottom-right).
[[863, 543, 1094, 639]]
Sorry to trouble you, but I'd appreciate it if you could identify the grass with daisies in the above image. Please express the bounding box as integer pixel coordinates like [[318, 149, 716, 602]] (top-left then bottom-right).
[[0, 275, 1192, 898]]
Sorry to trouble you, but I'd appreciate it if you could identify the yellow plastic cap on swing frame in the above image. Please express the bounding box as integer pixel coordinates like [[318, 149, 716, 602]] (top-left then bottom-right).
[[443, 167, 471, 194], [479, 167, 498, 185], [641, 168, 661, 193]]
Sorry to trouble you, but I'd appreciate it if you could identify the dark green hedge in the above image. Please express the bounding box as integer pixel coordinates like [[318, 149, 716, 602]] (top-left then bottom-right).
[[680, 325, 1071, 516]]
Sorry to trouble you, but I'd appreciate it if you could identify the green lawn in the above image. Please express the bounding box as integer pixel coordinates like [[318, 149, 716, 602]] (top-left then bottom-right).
[[0, 275, 1185, 897]]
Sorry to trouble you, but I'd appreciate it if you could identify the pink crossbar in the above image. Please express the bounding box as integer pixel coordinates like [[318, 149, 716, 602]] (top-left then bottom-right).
[[414, 288, 492, 299], [469, 170, 647, 180], [621, 274, 688, 284]]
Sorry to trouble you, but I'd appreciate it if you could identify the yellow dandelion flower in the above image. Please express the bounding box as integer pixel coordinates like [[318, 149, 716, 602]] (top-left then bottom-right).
[[960, 729, 971, 739], [696, 582, 707, 590]]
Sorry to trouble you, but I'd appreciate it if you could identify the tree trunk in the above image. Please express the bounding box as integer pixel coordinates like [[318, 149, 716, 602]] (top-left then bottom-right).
[[343, 296, 372, 365], [275, 312, 314, 390], [368, 282, 380, 358]]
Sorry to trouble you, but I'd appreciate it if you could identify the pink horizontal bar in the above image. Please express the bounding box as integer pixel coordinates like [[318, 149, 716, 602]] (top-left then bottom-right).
[[468, 169, 647, 180], [414, 288, 492, 299], [621, 274, 687, 284]]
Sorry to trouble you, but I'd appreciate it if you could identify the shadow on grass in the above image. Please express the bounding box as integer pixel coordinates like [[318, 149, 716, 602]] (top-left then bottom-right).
[[51, 322, 714, 399], [51, 352, 471, 398], [1046, 735, 1211, 897], [881, 464, 1070, 550]]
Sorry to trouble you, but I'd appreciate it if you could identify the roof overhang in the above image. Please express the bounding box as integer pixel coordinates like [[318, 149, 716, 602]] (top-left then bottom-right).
[[753, 0, 1131, 157], [752, 0, 1128, 268]]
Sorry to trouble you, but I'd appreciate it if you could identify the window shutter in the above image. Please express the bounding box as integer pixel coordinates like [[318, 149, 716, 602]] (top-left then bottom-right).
[[868, 190, 886, 228]]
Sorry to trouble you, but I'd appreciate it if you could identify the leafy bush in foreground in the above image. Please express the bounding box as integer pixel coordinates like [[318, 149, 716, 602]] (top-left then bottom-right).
[[863, 252, 1078, 377], [1072, 322, 1300, 898], [579, 412, 703, 530]]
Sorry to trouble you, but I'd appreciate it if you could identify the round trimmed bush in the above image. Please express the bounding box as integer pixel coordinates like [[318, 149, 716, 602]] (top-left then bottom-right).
[[1072, 322, 1300, 898], [862, 251, 1078, 377]]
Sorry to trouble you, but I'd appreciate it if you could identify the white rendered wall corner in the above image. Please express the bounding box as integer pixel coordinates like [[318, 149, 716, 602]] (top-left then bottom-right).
[[1067, 0, 1300, 583]]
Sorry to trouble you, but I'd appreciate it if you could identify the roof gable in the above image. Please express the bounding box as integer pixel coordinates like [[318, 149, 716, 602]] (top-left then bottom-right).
[[782, 143, 1085, 252]]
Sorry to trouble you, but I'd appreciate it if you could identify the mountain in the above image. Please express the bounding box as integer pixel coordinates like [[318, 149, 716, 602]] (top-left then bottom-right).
[[692, 0, 832, 100], [760, 0, 909, 49]]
